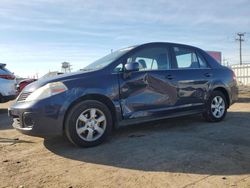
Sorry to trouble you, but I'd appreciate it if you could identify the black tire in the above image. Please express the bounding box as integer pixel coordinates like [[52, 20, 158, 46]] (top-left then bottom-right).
[[65, 100, 113, 147], [203, 90, 228, 122]]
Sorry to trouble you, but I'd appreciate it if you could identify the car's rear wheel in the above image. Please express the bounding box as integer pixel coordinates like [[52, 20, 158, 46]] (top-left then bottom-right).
[[65, 100, 112, 147], [203, 90, 227, 122]]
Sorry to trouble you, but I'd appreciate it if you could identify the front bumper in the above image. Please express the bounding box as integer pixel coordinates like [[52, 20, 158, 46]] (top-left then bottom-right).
[[8, 95, 66, 137]]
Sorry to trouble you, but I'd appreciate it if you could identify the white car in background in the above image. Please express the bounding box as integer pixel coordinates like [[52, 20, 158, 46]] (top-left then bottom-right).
[[0, 63, 17, 103]]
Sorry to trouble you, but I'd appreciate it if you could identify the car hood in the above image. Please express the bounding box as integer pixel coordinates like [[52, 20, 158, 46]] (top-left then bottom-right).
[[23, 70, 96, 93]]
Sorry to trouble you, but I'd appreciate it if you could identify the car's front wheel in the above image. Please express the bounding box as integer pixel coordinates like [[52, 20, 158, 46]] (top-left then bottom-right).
[[65, 100, 112, 147], [203, 91, 227, 122]]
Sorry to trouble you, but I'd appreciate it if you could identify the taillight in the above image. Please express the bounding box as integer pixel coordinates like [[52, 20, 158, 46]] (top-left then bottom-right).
[[0, 74, 15, 80]]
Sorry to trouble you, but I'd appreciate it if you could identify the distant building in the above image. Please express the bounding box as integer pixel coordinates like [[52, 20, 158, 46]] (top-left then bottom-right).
[[206, 51, 222, 64]]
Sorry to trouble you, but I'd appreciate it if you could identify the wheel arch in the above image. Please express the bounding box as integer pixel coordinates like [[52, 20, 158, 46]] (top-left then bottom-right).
[[212, 87, 230, 108], [63, 94, 117, 132]]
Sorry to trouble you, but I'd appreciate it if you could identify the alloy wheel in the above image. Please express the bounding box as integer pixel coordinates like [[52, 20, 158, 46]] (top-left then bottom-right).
[[75, 108, 107, 142], [211, 96, 225, 118]]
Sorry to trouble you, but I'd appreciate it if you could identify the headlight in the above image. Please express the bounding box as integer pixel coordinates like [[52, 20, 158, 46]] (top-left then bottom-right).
[[25, 82, 68, 102]]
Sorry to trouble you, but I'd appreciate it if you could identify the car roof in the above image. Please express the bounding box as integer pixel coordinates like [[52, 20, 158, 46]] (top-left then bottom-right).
[[0, 63, 6, 68], [136, 42, 202, 50]]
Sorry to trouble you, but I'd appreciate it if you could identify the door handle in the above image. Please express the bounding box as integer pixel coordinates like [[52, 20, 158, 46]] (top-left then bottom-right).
[[166, 74, 175, 80], [204, 73, 212, 77]]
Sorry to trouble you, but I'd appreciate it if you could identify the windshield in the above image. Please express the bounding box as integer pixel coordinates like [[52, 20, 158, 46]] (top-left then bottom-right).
[[84, 46, 135, 71]]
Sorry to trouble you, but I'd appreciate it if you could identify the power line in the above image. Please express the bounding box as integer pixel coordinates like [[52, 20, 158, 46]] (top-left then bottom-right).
[[235, 32, 246, 65]]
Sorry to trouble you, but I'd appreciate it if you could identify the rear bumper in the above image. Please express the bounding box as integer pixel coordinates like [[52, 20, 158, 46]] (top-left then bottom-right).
[[230, 83, 238, 105], [8, 95, 66, 137]]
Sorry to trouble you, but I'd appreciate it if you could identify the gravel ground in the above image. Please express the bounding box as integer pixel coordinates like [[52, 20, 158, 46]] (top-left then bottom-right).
[[0, 96, 250, 188]]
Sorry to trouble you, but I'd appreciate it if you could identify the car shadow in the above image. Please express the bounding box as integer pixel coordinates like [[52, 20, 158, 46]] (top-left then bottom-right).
[[237, 97, 250, 103], [0, 109, 8, 114], [44, 112, 250, 175], [0, 110, 13, 130]]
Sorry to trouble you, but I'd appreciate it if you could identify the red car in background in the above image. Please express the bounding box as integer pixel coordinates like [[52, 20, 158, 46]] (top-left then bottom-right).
[[17, 72, 64, 93], [17, 79, 37, 93]]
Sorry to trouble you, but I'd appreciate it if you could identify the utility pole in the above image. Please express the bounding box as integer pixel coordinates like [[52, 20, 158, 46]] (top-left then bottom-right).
[[223, 57, 229, 67], [236, 32, 245, 65]]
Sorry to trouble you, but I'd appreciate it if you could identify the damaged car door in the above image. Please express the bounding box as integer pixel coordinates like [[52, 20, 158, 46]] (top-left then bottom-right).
[[119, 45, 178, 120]]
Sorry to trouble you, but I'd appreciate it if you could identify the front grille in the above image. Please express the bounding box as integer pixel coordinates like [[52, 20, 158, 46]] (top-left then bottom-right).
[[17, 92, 32, 102]]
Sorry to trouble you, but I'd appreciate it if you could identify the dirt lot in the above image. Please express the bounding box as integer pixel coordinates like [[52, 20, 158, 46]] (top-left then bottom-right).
[[1, 96, 250, 188]]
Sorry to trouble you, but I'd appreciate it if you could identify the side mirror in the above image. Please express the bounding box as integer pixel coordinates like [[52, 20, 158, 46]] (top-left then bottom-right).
[[124, 62, 139, 72]]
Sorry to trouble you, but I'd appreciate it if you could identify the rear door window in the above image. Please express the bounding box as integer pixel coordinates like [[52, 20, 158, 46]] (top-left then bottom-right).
[[197, 52, 209, 68], [173, 47, 199, 69]]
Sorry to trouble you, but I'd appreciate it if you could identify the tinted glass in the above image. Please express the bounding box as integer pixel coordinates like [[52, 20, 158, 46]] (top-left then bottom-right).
[[127, 47, 170, 71], [197, 53, 208, 68], [84, 46, 136, 71], [0, 67, 11, 74], [114, 63, 123, 73], [174, 47, 199, 69]]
